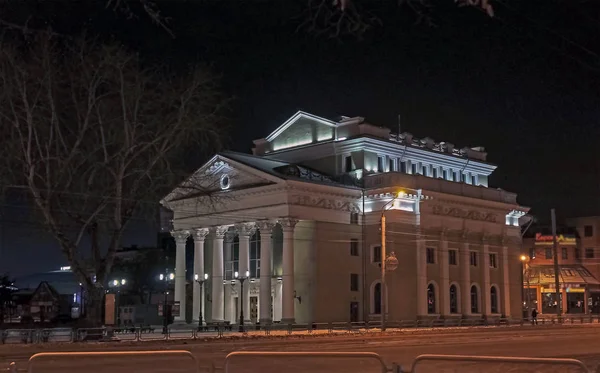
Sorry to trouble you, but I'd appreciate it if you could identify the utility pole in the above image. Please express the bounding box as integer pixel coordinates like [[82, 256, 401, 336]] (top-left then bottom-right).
[[551, 209, 562, 321], [380, 214, 387, 332]]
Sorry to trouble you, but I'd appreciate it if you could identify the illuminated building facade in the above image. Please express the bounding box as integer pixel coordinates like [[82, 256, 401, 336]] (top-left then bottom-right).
[[162, 111, 529, 324]]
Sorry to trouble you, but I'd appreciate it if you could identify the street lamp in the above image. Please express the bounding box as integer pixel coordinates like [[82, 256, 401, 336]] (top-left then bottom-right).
[[110, 279, 126, 326], [194, 273, 209, 330], [159, 272, 175, 334], [520, 254, 531, 318], [234, 270, 250, 333]]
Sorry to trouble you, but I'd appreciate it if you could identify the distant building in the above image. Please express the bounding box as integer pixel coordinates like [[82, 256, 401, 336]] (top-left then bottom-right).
[[10, 281, 80, 322], [162, 111, 529, 325]]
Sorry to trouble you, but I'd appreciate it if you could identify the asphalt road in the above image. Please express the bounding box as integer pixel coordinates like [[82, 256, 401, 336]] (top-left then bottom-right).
[[3, 325, 600, 373]]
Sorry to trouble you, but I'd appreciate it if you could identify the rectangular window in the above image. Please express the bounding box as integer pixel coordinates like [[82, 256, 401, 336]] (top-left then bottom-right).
[[449, 250, 457, 265], [561, 248, 568, 260], [585, 248, 594, 259], [454, 171, 460, 182], [432, 167, 438, 178], [461, 173, 467, 183], [489, 253, 497, 269], [344, 155, 353, 172], [350, 212, 359, 225], [545, 248, 553, 259], [372, 246, 382, 263], [470, 252, 478, 267], [529, 247, 536, 259], [389, 158, 396, 172], [350, 239, 359, 256], [350, 274, 359, 291], [411, 163, 418, 175], [400, 161, 407, 173], [426, 248, 435, 264], [575, 248, 581, 259], [377, 156, 384, 172], [585, 225, 594, 237], [421, 166, 428, 176], [472, 174, 479, 185]]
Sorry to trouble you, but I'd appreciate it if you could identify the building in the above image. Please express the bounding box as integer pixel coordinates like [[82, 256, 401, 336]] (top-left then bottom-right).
[[161, 111, 529, 325], [522, 218, 600, 315]]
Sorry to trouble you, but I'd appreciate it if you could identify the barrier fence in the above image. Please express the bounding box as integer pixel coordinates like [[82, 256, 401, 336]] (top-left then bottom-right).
[[1, 350, 594, 373], [0, 315, 597, 345]]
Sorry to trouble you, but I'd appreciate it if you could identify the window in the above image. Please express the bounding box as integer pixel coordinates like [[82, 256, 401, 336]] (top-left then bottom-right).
[[377, 156, 384, 172], [350, 212, 359, 224], [585, 225, 594, 237], [449, 285, 459, 313], [373, 283, 382, 314], [249, 231, 261, 278], [470, 252, 478, 267], [461, 173, 467, 183], [562, 248, 568, 260], [389, 158, 396, 172], [545, 248, 553, 259], [421, 166, 428, 176], [454, 171, 460, 182], [344, 155, 353, 172], [489, 253, 498, 269], [443, 169, 449, 180], [575, 248, 581, 259], [586, 248, 594, 259], [224, 235, 240, 280], [472, 174, 479, 185], [372, 246, 382, 263], [432, 167, 439, 179], [350, 274, 359, 291], [490, 286, 499, 314], [426, 248, 436, 264], [529, 248, 536, 259], [400, 161, 407, 173], [427, 284, 436, 314], [470, 285, 479, 313], [350, 239, 359, 256], [449, 250, 457, 265], [411, 163, 418, 175]]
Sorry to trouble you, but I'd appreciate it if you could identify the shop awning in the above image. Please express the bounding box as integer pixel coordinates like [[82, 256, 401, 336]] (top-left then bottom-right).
[[525, 265, 600, 286]]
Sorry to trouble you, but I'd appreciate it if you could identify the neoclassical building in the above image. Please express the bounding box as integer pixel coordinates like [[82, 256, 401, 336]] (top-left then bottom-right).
[[162, 111, 529, 325]]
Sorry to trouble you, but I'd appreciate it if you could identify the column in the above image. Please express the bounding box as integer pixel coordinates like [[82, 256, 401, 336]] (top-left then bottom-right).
[[224, 285, 233, 322], [280, 218, 298, 323], [502, 245, 511, 317], [193, 228, 209, 324], [223, 234, 233, 322], [211, 226, 228, 322], [258, 220, 276, 324], [482, 241, 491, 315], [274, 280, 282, 321], [416, 231, 428, 316], [439, 231, 450, 316], [172, 230, 189, 323], [460, 233, 471, 316], [236, 223, 255, 323]]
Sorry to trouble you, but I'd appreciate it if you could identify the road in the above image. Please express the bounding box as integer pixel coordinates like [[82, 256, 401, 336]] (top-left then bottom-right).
[[3, 324, 600, 373]]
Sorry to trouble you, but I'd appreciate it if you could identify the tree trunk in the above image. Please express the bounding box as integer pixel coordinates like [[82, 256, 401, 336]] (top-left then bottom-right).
[[85, 286, 105, 327]]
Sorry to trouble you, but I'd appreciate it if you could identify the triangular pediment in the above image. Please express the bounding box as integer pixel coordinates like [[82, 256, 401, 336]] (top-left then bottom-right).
[[162, 154, 283, 203], [263, 111, 338, 151]]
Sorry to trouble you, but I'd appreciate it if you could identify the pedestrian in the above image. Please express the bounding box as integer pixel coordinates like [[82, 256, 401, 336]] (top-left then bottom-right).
[[531, 308, 538, 325]]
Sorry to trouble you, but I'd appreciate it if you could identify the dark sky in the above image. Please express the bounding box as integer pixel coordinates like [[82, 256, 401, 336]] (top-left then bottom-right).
[[1, 0, 600, 276]]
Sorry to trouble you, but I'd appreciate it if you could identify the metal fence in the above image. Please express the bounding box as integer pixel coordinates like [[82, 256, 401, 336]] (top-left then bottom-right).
[[0, 315, 597, 345]]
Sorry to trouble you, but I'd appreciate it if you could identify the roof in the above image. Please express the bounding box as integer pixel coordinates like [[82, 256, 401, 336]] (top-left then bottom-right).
[[526, 265, 600, 286]]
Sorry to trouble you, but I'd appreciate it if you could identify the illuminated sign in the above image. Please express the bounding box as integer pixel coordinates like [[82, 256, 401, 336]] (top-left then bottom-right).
[[535, 233, 576, 244]]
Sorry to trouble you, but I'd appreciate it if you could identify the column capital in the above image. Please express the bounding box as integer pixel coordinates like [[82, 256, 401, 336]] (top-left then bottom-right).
[[278, 217, 298, 232], [214, 225, 229, 239], [236, 222, 256, 238], [171, 230, 190, 244], [257, 220, 277, 233], [193, 228, 210, 242]]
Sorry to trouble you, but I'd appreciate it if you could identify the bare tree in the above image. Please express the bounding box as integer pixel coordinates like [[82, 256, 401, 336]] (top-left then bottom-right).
[[0, 33, 225, 324]]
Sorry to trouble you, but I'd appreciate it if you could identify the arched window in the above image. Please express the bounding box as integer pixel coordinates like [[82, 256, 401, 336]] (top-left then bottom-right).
[[470, 285, 479, 313], [449, 285, 459, 314], [427, 283, 436, 314], [374, 283, 382, 314], [490, 286, 499, 314]]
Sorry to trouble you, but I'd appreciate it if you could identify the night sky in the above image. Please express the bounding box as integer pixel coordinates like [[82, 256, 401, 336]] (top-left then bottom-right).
[[1, 1, 599, 276]]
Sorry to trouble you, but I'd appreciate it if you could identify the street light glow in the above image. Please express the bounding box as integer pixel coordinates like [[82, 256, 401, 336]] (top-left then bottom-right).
[[121, 279, 126, 285], [234, 271, 239, 278], [159, 274, 164, 281], [520, 255, 528, 262], [112, 280, 118, 286], [169, 273, 175, 280], [245, 270, 250, 277], [204, 273, 208, 280]]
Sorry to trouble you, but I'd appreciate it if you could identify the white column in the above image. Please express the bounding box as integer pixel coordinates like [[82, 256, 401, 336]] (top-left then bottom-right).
[[193, 228, 209, 324], [258, 220, 275, 324], [482, 241, 491, 315], [460, 235, 471, 316], [237, 223, 255, 323], [224, 285, 233, 322], [280, 218, 298, 323], [439, 232, 450, 316], [223, 235, 233, 322], [416, 232, 428, 316], [274, 280, 283, 321], [502, 245, 511, 317], [172, 230, 189, 323], [211, 226, 228, 322]]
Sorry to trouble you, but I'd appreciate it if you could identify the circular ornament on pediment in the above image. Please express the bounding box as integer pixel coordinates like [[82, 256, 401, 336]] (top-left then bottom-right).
[[385, 251, 399, 272], [220, 174, 231, 190]]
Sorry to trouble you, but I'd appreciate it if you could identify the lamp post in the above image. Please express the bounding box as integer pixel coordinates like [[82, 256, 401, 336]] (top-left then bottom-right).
[[194, 273, 208, 330], [520, 255, 531, 317], [111, 279, 126, 326], [159, 272, 175, 334], [234, 270, 250, 333]]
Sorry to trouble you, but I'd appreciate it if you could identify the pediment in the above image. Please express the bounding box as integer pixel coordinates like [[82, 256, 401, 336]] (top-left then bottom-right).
[[264, 111, 338, 151], [162, 155, 281, 203]]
